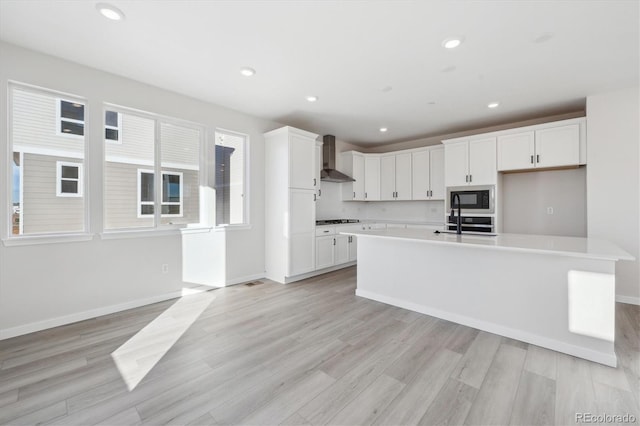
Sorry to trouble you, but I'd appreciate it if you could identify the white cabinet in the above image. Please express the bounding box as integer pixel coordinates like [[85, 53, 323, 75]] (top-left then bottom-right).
[[411, 147, 444, 200], [315, 141, 323, 199], [335, 235, 350, 264], [445, 138, 496, 186], [265, 126, 319, 283], [497, 132, 535, 171], [535, 124, 580, 168], [364, 155, 381, 201], [315, 227, 356, 270], [315, 236, 335, 270], [380, 153, 412, 200], [341, 151, 365, 200], [497, 124, 580, 171], [289, 132, 316, 190], [347, 235, 357, 262]]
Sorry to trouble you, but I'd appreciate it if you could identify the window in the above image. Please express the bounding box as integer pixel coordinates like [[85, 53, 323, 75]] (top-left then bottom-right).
[[57, 99, 85, 137], [104, 105, 201, 231], [105, 110, 121, 143], [8, 84, 86, 236], [215, 130, 246, 226], [137, 170, 183, 218], [56, 161, 83, 197]]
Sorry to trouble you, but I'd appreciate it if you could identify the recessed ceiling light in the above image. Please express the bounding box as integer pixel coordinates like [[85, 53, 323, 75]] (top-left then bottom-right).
[[487, 102, 500, 109], [306, 96, 318, 102], [96, 3, 125, 21], [442, 37, 464, 49], [240, 67, 256, 77], [379, 127, 388, 133]]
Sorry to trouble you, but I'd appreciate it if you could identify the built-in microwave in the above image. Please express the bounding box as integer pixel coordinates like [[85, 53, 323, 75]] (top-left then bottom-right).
[[446, 185, 495, 214]]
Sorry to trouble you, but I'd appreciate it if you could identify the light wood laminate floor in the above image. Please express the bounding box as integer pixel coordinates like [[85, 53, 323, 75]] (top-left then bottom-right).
[[0, 266, 638, 425]]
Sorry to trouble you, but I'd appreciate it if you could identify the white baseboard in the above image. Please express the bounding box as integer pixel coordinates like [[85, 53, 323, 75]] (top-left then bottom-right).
[[225, 273, 266, 286], [616, 294, 640, 305], [356, 289, 617, 367], [284, 262, 357, 284], [0, 290, 184, 341]]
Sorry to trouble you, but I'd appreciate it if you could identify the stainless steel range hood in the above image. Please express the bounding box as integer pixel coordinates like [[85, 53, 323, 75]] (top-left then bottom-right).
[[321, 135, 355, 182]]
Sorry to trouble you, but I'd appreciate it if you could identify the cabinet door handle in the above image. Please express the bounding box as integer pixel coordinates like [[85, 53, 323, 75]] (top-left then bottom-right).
[[353, 191, 355, 198], [313, 194, 316, 201], [530, 155, 534, 164], [365, 192, 367, 199], [537, 154, 540, 163], [313, 178, 316, 186], [465, 175, 469, 183], [469, 174, 472, 182], [319, 189, 321, 196], [333, 238, 336, 246]]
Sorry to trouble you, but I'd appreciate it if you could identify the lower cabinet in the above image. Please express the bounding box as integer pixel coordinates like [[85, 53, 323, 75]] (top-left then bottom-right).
[[347, 235, 357, 262], [315, 229, 358, 270]]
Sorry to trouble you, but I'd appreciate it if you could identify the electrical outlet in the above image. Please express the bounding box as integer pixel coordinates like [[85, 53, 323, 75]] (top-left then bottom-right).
[[161, 264, 169, 274], [547, 207, 554, 215]]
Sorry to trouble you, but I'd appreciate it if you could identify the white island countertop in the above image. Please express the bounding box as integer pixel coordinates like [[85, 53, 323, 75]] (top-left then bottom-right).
[[340, 228, 634, 262]]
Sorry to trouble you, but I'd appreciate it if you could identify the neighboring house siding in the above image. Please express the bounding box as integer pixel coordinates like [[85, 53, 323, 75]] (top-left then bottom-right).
[[13, 88, 84, 156], [22, 153, 84, 234], [105, 114, 155, 164], [105, 162, 199, 229]]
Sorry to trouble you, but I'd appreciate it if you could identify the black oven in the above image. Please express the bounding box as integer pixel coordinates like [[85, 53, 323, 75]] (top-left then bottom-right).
[[446, 185, 495, 214]]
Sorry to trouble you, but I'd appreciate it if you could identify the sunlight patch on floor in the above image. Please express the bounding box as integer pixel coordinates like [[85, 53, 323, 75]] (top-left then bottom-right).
[[111, 290, 215, 391]]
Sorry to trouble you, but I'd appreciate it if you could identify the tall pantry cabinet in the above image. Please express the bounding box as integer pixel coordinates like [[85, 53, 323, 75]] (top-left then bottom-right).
[[265, 126, 319, 283]]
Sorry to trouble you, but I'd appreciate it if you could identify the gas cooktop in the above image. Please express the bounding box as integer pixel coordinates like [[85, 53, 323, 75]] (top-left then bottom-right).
[[316, 219, 360, 226]]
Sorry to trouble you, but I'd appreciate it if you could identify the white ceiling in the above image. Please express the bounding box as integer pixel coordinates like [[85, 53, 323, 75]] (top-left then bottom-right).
[[1, 1, 638, 145]]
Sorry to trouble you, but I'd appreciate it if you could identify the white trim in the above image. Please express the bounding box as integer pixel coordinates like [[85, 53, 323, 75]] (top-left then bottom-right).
[[616, 294, 640, 305], [355, 288, 617, 367], [105, 155, 199, 171], [214, 129, 249, 226], [282, 262, 357, 284], [161, 170, 183, 218], [56, 161, 83, 197], [225, 273, 266, 286], [56, 98, 85, 139], [137, 169, 184, 218], [13, 145, 84, 159], [2, 232, 94, 247], [137, 168, 155, 218], [109, 156, 154, 167], [100, 228, 182, 240], [0, 288, 185, 340], [105, 110, 122, 144]]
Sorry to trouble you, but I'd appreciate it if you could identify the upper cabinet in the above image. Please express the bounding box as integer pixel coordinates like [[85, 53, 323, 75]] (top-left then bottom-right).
[[364, 155, 381, 200], [341, 151, 365, 200], [315, 141, 323, 199], [288, 130, 317, 190], [444, 138, 497, 187], [341, 152, 380, 201], [411, 146, 444, 200], [380, 153, 412, 200], [498, 122, 581, 171]]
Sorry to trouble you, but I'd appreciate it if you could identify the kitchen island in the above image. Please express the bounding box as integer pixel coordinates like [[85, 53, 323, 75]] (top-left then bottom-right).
[[340, 228, 634, 366]]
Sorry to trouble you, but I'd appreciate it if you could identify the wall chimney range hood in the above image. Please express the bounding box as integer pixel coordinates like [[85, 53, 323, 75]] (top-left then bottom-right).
[[321, 135, 355, 182]]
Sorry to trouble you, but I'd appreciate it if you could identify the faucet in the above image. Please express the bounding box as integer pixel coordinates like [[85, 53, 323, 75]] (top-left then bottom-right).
[[450, 193, 462, 234]]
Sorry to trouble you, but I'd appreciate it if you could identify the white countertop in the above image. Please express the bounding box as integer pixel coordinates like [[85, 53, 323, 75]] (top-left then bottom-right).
[[340, 228, 634, 261]]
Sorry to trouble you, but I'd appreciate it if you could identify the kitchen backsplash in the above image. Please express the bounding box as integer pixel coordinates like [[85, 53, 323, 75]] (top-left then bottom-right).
[[316, 182, 445, 223]]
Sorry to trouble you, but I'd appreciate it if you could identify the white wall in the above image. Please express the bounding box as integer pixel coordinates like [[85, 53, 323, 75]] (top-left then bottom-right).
[[587, 87, 640, 304], [502, 167, 587, 237], [0, 42, 279, 337]]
